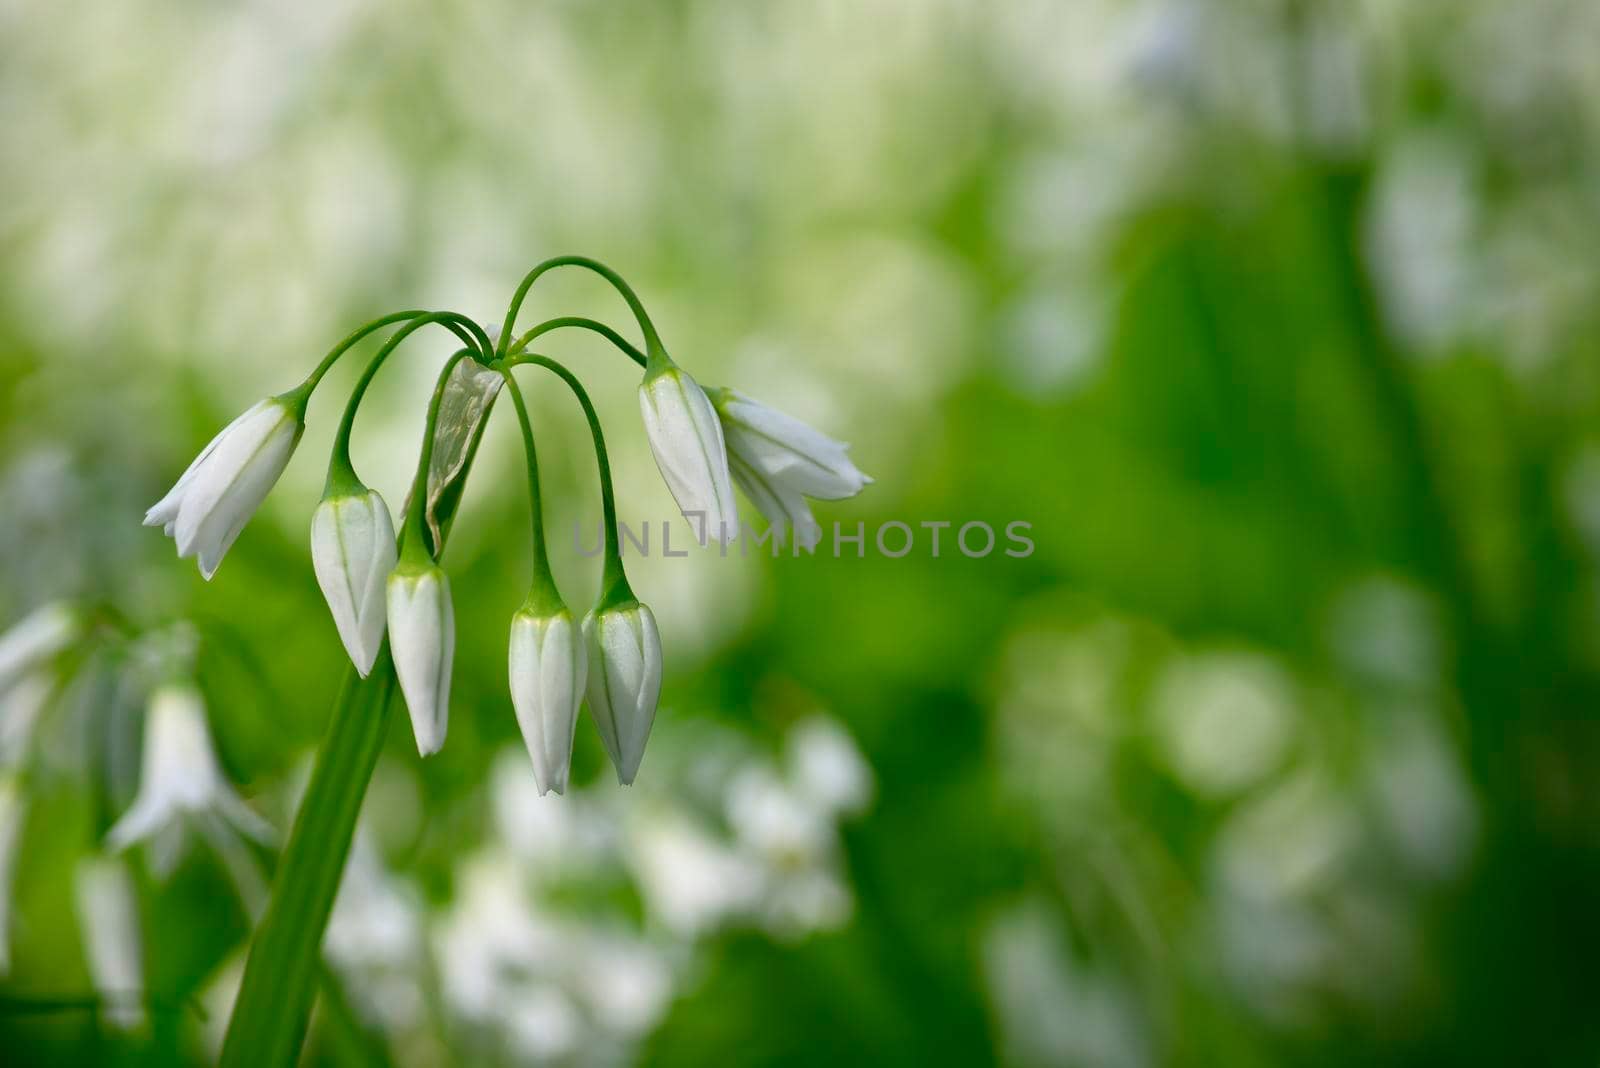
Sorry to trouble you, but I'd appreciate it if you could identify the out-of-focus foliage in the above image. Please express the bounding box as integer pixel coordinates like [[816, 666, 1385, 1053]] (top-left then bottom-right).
[[3, 0, 1600, 1064]]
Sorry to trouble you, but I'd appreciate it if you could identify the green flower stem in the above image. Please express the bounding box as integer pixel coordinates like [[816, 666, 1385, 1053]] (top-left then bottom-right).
[[497, 255, 666, 362], [397, 349, 476, 564], [508, 315, 647, 368], [498, 370, 565, 614], [217, 649, 395, 1068], [299, 310, 428, 395], [502, 354, 632, 607], [326, 314, 490, 498]]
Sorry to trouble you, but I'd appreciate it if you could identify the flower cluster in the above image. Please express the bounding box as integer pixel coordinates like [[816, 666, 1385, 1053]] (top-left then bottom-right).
[[145, 258, 871, 791]]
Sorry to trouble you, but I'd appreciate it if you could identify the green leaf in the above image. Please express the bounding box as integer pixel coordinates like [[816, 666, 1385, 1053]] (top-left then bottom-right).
[[218, 650, 395, 1067]]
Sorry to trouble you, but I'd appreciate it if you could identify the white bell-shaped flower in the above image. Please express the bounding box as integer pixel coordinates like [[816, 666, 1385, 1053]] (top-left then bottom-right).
[[582, 601, 662, 785], [144, 398, 303, 579], [107, 685, 272, 866], [638, 363, 737, 545], [387, 564, 455, 756], [713, 388, 871, 550], [508, 607, 586, 795], [311, 489, 398, 676]]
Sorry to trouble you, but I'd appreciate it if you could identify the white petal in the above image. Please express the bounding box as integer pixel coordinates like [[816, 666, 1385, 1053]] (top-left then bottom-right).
[[107, 686, 264, 855], [189, 416, 301, 579], [720, 389, 870, 501], [144, 401, 264, 528], [583, 604, 661, 785], [619, 604, 662, 785], [729, 454, 822, 551], [312, 491, 397, 676], [581, 612, 622, 771], [105, 794, 168, 852], [639, 369, 737, 544], [389, 570, 452, 756], [509, 612, 584, 795], [171, 402, 283, 555]]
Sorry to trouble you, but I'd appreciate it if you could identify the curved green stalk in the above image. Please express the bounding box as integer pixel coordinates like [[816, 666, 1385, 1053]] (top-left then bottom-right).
[[497, 255, 665, 361], [508, 315, 647, 368], [325, 315, 489, 498], [498, 371, 564, 614], [300, 311, 428, 394], [502, 354, 631, 606]]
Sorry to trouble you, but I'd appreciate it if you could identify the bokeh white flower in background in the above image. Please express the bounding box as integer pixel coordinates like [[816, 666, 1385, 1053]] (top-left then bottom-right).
[[1150, 651, 1297, 798], [74, 853, 146, 1031], [107, 684, 273, 875], [0, 601, 77, 695]]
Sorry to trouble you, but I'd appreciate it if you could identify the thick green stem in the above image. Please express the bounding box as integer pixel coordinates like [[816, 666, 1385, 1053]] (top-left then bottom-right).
[[502, 354, 632, 605], [497, 255, 665, 361], [218, 649, 395, 1068]]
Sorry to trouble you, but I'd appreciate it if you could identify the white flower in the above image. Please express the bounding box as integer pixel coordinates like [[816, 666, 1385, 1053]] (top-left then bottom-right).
[[106, 685, 272, 869], [75, 855, 145, 1031], [311, 489, 398, 676], [638, 364, 737, 545], [0, 601, 77, 694], [581, 601, 662, 785], [509, 608, 586, 796], [144, 398, 303, 579], [387, 565, 454, 757], [713, 389, 871, 550]]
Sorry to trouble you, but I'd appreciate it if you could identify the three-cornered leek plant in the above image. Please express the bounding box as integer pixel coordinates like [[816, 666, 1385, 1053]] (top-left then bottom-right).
[[140, 257, 872, 1065]]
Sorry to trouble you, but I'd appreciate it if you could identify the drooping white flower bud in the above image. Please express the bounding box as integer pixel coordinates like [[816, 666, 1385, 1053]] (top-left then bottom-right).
[[106, 685, 273, 865], [144, 398, 303, 579], [582, 601, 662, 785], [638, 363, 737, 545], [508, 608, 586, 795], [387, 564, 454, 756], [712, 388, 871, 550], [311, 489, 398, 676]]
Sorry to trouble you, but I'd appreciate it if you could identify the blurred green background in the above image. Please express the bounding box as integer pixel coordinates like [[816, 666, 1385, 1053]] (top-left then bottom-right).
[[4, 0, 1600, 1064]]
